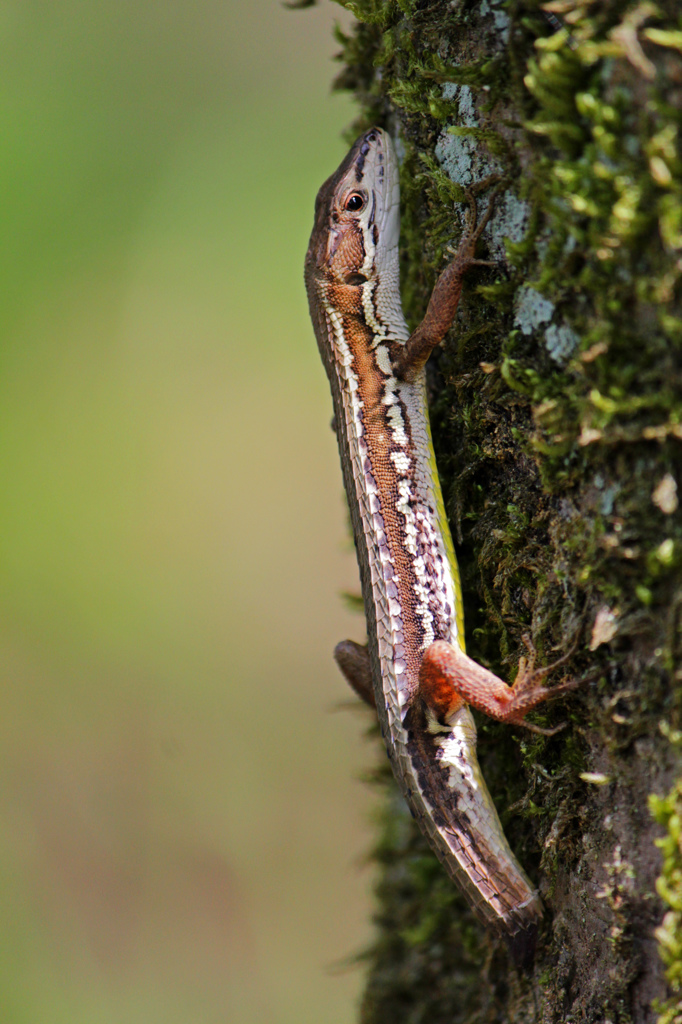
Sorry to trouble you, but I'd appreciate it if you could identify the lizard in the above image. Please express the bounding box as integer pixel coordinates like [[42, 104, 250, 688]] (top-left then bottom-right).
[[304, 126, 577, 964]]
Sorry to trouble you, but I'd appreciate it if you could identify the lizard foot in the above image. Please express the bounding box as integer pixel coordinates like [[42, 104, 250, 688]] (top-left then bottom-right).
[[334, 639, 375, 709]]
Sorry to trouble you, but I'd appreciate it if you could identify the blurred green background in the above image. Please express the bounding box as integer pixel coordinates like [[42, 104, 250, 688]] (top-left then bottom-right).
[[0, 2, 375, 1021]]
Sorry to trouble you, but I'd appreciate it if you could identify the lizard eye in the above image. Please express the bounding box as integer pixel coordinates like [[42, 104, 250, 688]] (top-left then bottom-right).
[[345, 193, 365, 212]]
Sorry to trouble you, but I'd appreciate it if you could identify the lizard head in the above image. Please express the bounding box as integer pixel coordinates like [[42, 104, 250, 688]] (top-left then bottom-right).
[[305, 127, 401, 305]]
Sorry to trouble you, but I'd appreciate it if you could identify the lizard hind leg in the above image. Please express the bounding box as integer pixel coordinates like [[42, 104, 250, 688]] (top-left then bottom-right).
[[418, 639, 579, 735], [334, 640, 376, 709]]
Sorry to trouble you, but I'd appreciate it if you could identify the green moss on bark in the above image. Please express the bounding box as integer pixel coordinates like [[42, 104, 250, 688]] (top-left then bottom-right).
[[650, 745, 682, 1024]]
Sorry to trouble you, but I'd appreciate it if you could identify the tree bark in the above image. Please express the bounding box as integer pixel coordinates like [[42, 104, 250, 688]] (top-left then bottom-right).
[[326, 1, 682, 1021]]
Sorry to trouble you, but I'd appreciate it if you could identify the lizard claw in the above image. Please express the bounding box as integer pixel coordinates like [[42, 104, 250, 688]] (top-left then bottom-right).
[[506, 636, 584, 733]]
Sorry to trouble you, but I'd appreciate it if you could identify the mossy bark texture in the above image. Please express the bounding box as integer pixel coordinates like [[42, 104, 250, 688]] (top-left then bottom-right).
[[319, 1, 682, 1021]]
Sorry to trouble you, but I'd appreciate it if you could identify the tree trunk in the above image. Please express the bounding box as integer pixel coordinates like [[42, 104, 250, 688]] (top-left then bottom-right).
[[326, 1, 682, 1021]]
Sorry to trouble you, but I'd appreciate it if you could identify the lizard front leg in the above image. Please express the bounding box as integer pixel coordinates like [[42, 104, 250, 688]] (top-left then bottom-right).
[[392, 178, 500, 383]]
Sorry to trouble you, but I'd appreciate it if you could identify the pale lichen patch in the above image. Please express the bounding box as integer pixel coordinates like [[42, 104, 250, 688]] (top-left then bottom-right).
[[514, 286, 555, 336], [545, 322, 579, 364]]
